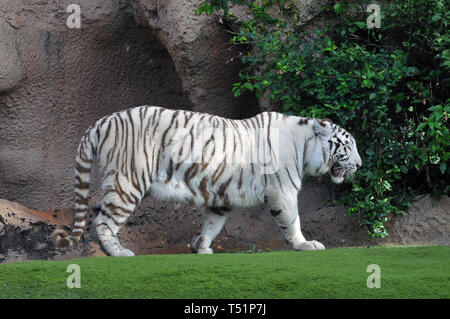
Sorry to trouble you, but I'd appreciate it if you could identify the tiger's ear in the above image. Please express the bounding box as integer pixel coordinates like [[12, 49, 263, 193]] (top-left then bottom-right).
[[313, 119, 333, 140], [313, 119, 333, 165]]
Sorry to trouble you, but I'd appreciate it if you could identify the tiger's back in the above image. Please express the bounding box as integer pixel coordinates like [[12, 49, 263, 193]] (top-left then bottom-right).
[[97, 106, 281, 207]]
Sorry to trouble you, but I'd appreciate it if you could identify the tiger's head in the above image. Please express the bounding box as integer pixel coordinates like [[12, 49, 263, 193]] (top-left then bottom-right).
[[312, 119, 362, 184]]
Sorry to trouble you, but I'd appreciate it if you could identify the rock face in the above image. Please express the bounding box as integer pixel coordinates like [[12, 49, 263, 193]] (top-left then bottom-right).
[[130, 0, 260, 118], [0, 199, 100, 263], [0, 16, 24, 92], [0, 0, 194, 209], [1, 194, 448, 264]]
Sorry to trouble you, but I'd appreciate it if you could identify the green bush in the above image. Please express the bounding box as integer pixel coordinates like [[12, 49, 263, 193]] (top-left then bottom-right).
[[197, 0, 449, 237]]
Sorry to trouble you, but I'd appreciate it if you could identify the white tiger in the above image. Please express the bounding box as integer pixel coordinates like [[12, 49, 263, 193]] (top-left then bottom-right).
[[51, 106, 362, 256]]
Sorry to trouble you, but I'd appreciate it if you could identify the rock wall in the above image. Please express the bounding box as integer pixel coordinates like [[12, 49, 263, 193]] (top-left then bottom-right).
[[130, 0, 260, 118], [0, 0, 196, 209], [0, 16, 24, 93]]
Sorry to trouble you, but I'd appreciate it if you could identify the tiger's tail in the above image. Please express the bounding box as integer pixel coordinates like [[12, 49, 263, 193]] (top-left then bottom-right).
[[51, 124, 99, 248]]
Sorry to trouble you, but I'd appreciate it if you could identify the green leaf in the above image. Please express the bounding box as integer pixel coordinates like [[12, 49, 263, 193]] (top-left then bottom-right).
[[440, 161, 447, 174], [431, 14, 441, 22], [416, 122, 427, 131], [333, 3, 342, 14], [243, 82, 254, 91]]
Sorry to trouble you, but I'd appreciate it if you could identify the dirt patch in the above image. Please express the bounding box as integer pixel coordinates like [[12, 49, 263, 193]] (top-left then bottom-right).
[[1, 194, 448, 264]]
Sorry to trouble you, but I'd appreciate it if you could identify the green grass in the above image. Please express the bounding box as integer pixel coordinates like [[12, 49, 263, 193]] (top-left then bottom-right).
[[0, 246, 449, 298]]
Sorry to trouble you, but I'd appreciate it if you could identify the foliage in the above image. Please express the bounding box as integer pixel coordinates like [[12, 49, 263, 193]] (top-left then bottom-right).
[[197, 0, 450, 238]]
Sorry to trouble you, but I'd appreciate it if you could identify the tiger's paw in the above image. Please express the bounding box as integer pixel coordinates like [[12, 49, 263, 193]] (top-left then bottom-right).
[[117, 248, 135, 257], [197, 247, 213, 255], [294, 240, 325, 251], [190, 235, 213, 254], [107, 247, 135, 257]]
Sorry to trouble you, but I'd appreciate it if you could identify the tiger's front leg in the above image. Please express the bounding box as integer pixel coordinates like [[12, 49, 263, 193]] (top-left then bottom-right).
[[267, 191, 325, 251]]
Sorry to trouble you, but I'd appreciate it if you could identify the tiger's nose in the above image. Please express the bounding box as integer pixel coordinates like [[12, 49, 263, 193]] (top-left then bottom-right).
[[355, 155, 362, 169]]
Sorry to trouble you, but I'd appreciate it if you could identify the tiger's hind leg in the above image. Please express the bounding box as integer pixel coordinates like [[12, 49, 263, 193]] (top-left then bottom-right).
[[94, 180, 143, 257], [191, 208, 230, 254]]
